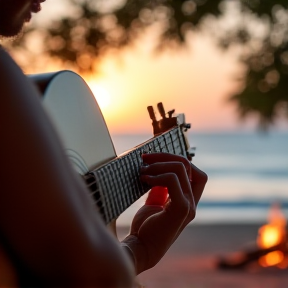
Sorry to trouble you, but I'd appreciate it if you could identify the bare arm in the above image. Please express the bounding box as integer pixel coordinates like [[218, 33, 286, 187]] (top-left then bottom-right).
[[0, 48, 134, 287]]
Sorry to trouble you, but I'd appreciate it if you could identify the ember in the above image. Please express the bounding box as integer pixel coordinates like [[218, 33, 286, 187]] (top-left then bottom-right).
[[257, 203, 288, 268], [217, 203, 288, 270]]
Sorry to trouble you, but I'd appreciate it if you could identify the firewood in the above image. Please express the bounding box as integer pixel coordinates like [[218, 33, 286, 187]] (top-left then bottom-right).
[[216, 241, 288, 269]]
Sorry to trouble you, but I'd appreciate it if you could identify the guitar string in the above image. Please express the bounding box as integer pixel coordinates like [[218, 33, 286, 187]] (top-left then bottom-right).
[[92, 129, 185, 222], [92, 136, 183, 215], [85, 127, 187, 223]]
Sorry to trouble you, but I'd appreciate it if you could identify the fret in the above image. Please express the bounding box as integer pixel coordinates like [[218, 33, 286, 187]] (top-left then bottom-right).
[[85, 126, 187, 224]]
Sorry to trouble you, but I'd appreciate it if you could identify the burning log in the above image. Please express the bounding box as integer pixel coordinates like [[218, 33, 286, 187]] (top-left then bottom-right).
[[216, 241, 288, 269], [217, 203, 288, 270]]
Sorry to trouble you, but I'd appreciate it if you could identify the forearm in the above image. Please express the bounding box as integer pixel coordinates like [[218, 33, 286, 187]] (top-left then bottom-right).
[[121, 236, 150, 275], [53, 236, 135, 287], [0, 48, 135, 287]]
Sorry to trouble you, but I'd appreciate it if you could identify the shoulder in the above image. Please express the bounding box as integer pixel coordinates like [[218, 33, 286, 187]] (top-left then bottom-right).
[[0, 47, 40, 107], [0, 47, 26, 81]]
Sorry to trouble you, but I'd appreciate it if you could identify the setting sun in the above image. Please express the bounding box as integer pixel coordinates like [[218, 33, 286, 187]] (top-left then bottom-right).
[[88, 82, 111, 110]]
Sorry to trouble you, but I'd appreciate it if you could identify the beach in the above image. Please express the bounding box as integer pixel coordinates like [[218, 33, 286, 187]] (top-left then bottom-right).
[[118, 224, 288, 288], [113, 132, 288, 287]]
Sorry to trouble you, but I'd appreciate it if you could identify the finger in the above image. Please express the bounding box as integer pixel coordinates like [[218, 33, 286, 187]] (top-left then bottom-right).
[[130, 205, 163, 235], [190, 163, 208, 205], [142, 153, 207, 207], [142, 153, 192, 181], [140, 173, 192, 214], [141, 162, 193, 203]]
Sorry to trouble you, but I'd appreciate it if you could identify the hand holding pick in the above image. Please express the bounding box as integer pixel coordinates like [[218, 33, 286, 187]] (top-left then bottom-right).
[[121, 153, 207, 274]]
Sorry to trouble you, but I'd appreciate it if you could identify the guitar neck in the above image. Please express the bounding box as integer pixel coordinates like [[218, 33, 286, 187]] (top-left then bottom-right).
[[84, 126, 188, 224]]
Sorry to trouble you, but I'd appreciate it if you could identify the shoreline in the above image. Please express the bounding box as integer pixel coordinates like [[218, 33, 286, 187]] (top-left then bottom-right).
[[117, 223, 288, 288]]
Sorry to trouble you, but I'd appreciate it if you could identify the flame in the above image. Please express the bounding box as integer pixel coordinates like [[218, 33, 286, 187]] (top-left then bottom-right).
[[257, 225, 284, 248], [259, 251, 284, 267], [257, 203, 287, 268]]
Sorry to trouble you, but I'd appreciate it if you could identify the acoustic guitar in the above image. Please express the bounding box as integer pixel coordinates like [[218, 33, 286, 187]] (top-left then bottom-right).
[[29, 70, 194, 224]]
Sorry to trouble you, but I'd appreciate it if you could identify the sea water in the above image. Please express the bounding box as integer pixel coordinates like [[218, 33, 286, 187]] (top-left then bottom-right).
[[111, 131, 288, 225]]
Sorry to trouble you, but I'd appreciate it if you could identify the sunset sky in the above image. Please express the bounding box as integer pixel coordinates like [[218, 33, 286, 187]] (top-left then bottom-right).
[[19, 1, 287, 227], [28, 0, 287, 135], [86, 35, 245, 134]]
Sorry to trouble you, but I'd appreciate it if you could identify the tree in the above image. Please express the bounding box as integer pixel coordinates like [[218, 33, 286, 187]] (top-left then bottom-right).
[[10, 0, 288, 127]]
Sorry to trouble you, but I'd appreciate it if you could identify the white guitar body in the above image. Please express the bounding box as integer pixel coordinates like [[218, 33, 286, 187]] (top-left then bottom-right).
[[29, 70, 192, 225], [30, 71, 116, 175]]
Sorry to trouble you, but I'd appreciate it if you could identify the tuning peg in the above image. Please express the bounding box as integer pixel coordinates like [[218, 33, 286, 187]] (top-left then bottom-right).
[[147, 105, 161, 136], [168, 109, 175, 118], [147, 105, 157, 121], [157, 102, 166, 119], [148, 103, 177, 136]]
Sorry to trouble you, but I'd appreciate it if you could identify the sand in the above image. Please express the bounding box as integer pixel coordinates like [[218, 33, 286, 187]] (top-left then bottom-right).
[[117, 223, 288, 288]]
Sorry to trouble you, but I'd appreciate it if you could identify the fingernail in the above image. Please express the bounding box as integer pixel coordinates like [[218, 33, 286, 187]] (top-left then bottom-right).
[[140, 165, 149, 172]]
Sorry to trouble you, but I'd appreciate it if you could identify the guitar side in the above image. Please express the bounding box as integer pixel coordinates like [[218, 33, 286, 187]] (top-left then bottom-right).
[[29, 71, 116, 175]]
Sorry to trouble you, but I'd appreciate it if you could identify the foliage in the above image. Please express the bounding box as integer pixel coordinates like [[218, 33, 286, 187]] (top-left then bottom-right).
[[218, 0, 288, 127], [16, 0, 222, 72], [13, 0, 288, 126]]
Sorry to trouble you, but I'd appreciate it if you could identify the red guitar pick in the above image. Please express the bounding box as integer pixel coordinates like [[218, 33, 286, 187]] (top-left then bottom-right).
[[145, 186, 168, 206]]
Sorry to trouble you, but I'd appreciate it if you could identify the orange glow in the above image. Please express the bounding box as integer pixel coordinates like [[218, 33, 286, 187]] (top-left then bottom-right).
[[278, 256, 288, 269], [87, 81, 111, 110], [257, 225, 284, 248], [80, 35, 244, 134], [259, 251, 284, 267], [257, 203, 287, 268], [17, 23, 250, 134]]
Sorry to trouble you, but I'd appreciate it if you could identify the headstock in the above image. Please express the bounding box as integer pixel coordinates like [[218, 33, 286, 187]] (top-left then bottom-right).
[[147, 102, 195, 159]]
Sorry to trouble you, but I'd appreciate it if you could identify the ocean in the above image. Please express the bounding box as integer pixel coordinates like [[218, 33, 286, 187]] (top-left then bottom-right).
[[110, 131, 288, 225]]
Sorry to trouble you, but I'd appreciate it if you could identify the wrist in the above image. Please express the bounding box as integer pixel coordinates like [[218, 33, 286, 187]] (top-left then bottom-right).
[[121, 235, 148, 274], [121, 242, 136, 269]]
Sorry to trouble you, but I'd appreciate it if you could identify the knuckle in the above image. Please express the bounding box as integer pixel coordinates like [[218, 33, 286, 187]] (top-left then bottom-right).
[[155, 172, 178, 187], [174, 162, 186, 172], [191, 164, 208, 183], [200, 171, 208, 184], [166, 172, 178, 184], [188, 206, 196, 221], [195, 169, 208, 184], [182, 157, 191, 166], [179, 198, 190, 217]]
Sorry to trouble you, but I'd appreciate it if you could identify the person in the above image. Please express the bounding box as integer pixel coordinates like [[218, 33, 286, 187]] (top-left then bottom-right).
[[0, 0, 208, 287]]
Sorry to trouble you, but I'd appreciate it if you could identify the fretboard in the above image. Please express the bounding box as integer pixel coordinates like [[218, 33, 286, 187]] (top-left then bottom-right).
[[84, 126, 188, 224]]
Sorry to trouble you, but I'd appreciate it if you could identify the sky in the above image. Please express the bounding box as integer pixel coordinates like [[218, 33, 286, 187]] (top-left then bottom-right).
[[86, 34, 247, 134], [27, 0, 288, 135], [21, 1, 288, 225]]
